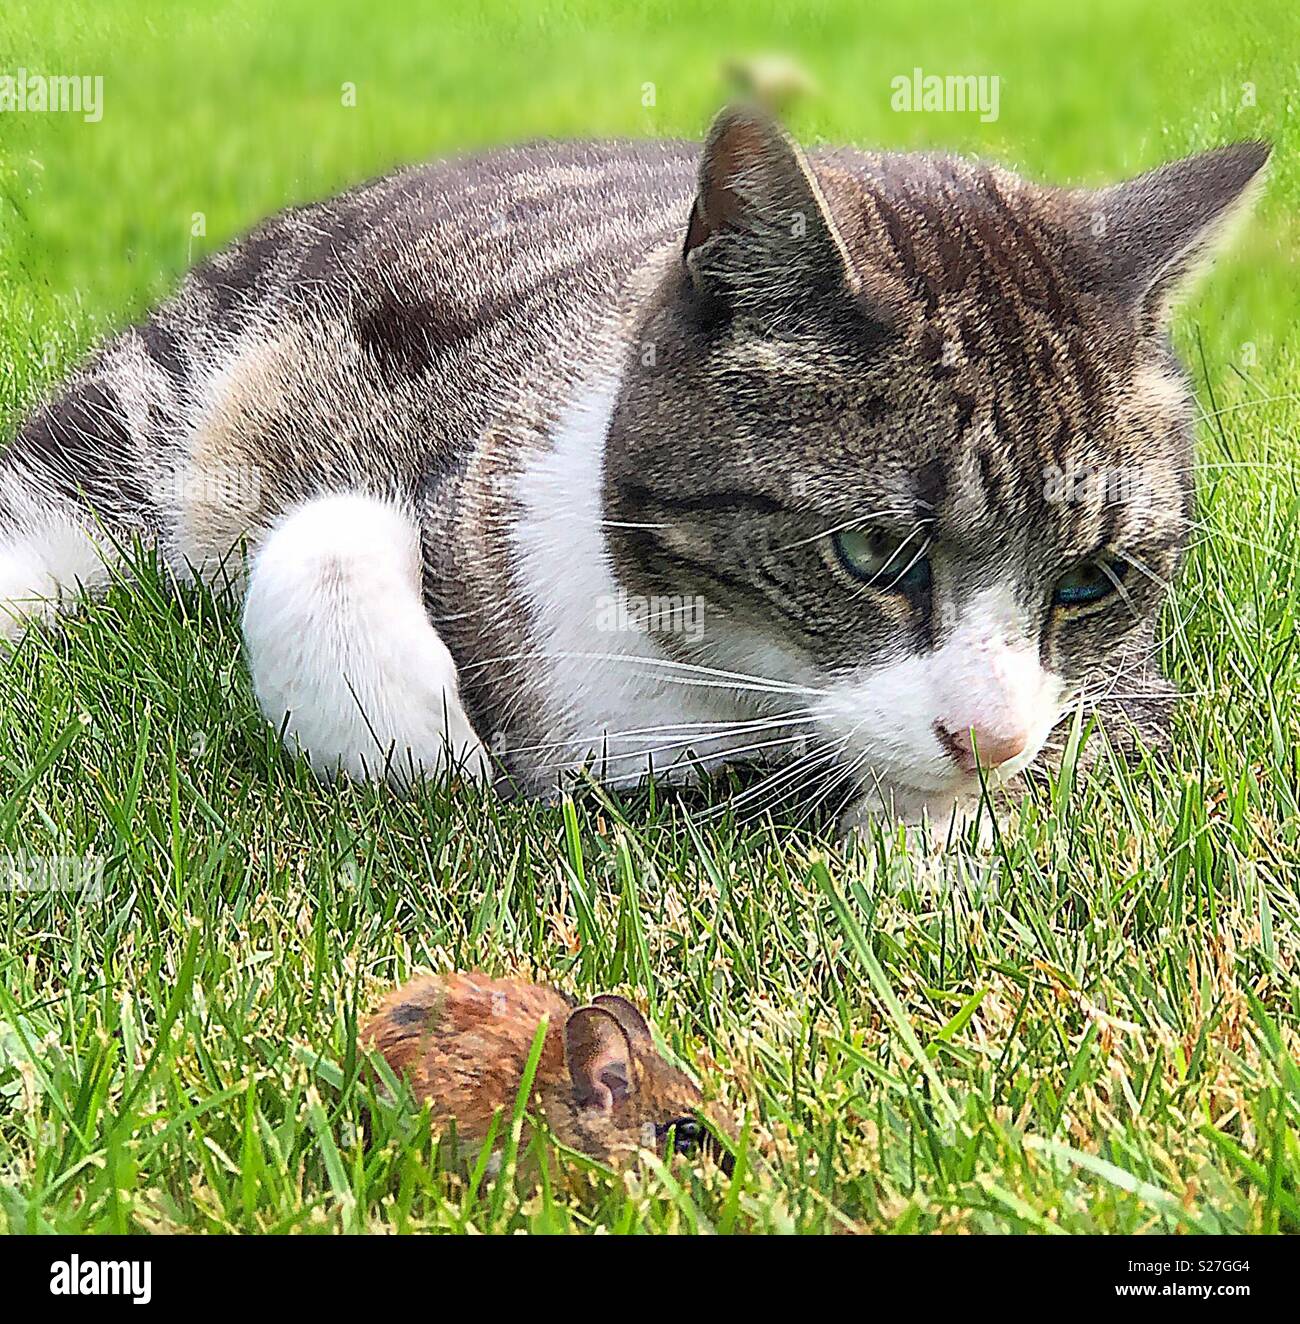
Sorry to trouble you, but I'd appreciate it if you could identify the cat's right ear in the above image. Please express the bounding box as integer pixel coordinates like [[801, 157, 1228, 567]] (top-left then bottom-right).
[[683, 103, 858, 322]]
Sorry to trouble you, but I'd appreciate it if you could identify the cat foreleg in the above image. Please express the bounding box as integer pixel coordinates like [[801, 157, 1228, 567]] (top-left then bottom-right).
[[241, 493, 489, 786]]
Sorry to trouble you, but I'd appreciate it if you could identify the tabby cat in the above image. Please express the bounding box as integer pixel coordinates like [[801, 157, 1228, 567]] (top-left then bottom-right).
[[0, 106, 1267, 833]]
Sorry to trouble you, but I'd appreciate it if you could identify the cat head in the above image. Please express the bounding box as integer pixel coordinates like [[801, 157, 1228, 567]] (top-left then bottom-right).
[[602, 105, 1267, 819]]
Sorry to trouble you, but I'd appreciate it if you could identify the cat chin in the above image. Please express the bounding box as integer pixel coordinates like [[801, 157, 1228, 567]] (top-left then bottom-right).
[[837, 784, 997, 852]]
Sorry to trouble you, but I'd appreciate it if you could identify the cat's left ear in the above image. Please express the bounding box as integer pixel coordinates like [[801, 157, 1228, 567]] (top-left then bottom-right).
[[1088, 142, 1270, 334], [683, 103, 859, 323]]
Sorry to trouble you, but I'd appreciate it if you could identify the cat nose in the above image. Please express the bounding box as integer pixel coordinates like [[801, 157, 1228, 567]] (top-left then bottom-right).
[[933, 721, 1028, 772]]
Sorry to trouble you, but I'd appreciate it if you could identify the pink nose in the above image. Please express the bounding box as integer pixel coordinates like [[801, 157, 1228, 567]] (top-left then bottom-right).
[[934, 722, 1028, 772]]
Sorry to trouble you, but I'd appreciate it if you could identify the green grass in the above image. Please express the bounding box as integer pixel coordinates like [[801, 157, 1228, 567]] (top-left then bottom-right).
[[1, 0, 1298, 1233]]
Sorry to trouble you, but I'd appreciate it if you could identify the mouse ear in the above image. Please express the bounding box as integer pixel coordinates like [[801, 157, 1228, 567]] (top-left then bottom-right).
[[564, 1007, 637, 1112], [591, 994, 652, 1047]]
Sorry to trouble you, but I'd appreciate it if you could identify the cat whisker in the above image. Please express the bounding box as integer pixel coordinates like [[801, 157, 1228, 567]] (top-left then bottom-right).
[[1109, 547, 1170, 602], [497, 711, 820, 765], [1099, 559, 1142, 621], [693, 749, 829, 824], [582, 729, 820, 786], [1194, 392, 1300, 424], [464, 648, 831, 699], [705, 734, 851, 822], [1190, 458, 1300, 472], [771, 505, 921, 553], [583, 709, 821, 743], [789, 739, 868, 831], [1080, 689, 1208, 702], [1182, 528, 1300, 568]]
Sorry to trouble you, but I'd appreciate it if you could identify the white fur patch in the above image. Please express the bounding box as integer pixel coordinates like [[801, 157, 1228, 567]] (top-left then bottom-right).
[[0, 477, 115, 640], [241, 493, 488, 784], [819, 585, 1068, 821], [510, 365, 808, 789]]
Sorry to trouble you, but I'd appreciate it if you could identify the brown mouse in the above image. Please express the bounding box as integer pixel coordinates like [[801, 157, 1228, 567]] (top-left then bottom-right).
[[361, 972, 734, 1172]]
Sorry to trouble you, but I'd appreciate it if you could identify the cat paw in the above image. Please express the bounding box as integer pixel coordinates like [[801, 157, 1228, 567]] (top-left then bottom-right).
[[243, 493, 494, 790]]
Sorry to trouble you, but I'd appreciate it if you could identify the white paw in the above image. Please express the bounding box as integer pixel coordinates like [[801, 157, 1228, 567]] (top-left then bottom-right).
[[242, 493, 490, 788], [0, 509, 116, 641]]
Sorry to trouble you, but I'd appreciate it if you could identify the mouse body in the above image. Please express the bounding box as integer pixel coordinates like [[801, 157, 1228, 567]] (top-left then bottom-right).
[[361, 972, 732, 1170]]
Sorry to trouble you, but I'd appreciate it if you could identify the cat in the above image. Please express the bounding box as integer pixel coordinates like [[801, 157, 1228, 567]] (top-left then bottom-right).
[[0, 105, 1268, 834]]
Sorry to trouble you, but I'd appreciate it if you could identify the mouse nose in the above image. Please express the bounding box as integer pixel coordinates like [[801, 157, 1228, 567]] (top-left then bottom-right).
[[934, 721, 1028, 773]]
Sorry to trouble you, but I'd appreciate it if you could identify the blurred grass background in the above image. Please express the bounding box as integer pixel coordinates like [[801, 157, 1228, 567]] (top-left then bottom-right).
[[0, 0, 1298, 1234], [2, 0, 1296, 402]]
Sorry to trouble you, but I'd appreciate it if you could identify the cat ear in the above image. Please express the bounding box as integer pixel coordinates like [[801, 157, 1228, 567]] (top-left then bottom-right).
[[565, 1007, 637, 1111], [1088, 142, 1270, 333], [683, 103, 857, 320]]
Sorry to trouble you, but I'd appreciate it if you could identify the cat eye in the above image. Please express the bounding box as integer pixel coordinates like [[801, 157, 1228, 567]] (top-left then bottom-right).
[[1052, 557, 1128, 608], [832, 528, 931, 593]]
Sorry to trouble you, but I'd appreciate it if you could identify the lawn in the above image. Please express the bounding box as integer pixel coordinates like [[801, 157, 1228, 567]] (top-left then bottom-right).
[[0, 0, 1297, 1233]]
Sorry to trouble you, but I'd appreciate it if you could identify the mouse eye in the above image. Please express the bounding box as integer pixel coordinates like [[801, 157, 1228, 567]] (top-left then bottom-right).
[[656, 1116, 703, 1155], [655, 1116, 735, 1175]]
